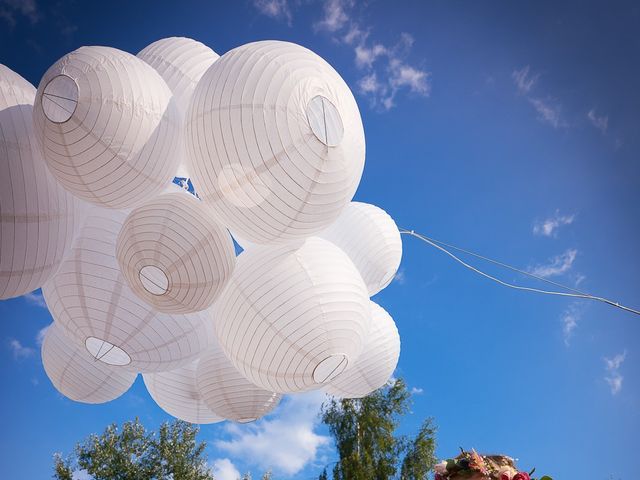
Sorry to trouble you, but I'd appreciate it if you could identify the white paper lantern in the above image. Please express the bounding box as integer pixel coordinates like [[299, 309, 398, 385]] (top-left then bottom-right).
[[318, 202, 402, 296], [214, 237, 370, 393], [42, 207, 215, 373], [42, 323, 136, 403], [138, 37, 219, 178], [186, 40, 365, 245], [324, 301, 400, 398], [196, 342, 282, 423], [33, 46, 180, 209], [116, 191, 236, 314], [143, 359, 223, 424], [0, 64, 81, 299]]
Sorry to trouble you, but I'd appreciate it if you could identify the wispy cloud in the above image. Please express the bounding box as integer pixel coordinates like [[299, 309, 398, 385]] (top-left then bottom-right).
[[529, 97, 566, 128], [529, 248, 577, 278], [314, 0, 352, 33], [604, 350, 626, 395], [410, 386, 424, 395], [394, 268, 406, 285], [0, 0, 40, 28], [533, 211, 575, 237], [210, 458, 242, 480], [8, 339, 35, 360], [512, 66, 539, 94], [214, 391, 330, 476], [587, 109, 608, 134], [252, 0, 292, 24], [36, 325, 49, 346], [560, 302, 581, 346], [22, 290, 47, 308]]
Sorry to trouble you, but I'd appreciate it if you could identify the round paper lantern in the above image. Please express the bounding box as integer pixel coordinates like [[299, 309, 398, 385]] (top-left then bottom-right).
[[196, 342, 282, 423], [42, 323, 136, 403], [186, 40, 365, 245], [324, 301, 400, 398], [143, 360, 223, 424], [0, 64, 81, 299], [214, 237, 370, 393], [42, 207, 215, 373], [33, 46, 180, 209], [138, 37, 219, 178], [116, 191, 236, 314], [318, 202, 402, 296]]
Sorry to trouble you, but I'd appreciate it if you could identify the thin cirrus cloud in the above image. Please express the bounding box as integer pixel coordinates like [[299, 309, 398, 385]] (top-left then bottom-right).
[[214, 390, 331, 476], [0, 0, 40, 28], [252, 0, 431, 110], [560, 302, 581, 346], [8, 338, 35, 360], [512, 65, 566, 128], [587, 108, 608, 134], [603, 350, 627, 395], [528, 248, 578, 278], [22, 290, 47, 308], [533, 211, 576, 237]]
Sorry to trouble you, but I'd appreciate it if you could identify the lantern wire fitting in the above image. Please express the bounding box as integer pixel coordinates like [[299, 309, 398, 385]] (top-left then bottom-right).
[[400, 229, 640, 317]]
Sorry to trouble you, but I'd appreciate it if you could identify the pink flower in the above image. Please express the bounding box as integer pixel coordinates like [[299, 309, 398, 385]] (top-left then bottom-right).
[[434, 461, 448, 475], [512, 473, 530, 480], [498, 466, 516, 480]]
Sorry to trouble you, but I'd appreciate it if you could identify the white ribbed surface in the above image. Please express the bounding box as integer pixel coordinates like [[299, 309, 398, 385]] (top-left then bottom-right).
[[214, 237, 370, 393], [0, 64, 81, 299], [324, 301, 400, 398], [196, 341, 282, 423], [186, 40, 365, 245], [33, 46, 180, 209], [43, 207, 215, 373], [116, 191, 236, 313], [42, 323, 136, 404], [143, 359, 223, 424], [318, 202, 402, 296]]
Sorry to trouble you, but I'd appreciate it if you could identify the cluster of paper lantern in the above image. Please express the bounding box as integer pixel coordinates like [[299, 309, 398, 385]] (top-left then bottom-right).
[[0, 37, 402, 424]]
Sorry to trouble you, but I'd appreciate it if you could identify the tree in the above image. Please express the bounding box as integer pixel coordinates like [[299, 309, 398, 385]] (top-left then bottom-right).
[[320, 378, 437, 480], [53, 418, 213, 480]]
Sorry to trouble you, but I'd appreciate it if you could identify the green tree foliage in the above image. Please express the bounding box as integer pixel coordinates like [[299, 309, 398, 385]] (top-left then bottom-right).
[[320, 378, 437, 480], [53, 418, 213, 480]]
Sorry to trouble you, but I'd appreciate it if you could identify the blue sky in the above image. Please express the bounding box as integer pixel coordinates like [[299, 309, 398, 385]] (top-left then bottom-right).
[[1, 1, 639, 479]]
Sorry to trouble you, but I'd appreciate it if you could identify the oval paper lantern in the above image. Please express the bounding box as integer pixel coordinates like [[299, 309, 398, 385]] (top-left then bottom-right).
[[318, 202, 402, 296], [324, 301, 400, 398], [42, 207, 215, 373], [214, 237, 370, 393], [0, 64, 81, 299], [116, 191, 236, 314], [138, 37, 219, 178], [196, 342, 281, 423], [33, 46, 180, 208], [143, 359, 223, 424], [186, 40, 365, 244], [42, 323, 136, 403]]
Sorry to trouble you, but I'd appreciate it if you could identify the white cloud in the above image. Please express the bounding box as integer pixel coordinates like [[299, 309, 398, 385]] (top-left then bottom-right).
[[211, 458, 241, 480], [560, 302, 581, 346], [22, 290, 47, 308], [252, 0, 292, 24], [410, 387, 424, 395], [8, 339, 35, 359], [533, 211, 575, 237], [604, 350, 626, 395], [358, 72, 382, 94], [529, 97, 566, 128], [587, 109, 608, 134], [36, 325, 50, 346], [529, 248, 577, 278], [388, 59, 431, 96], [393, 268, 406, 285], [512, 66, 539, 94], [215, 391, 331, 476], [0, 0, 40, 28], [354, 43, 387, 69], [314, 0, 352, 33]]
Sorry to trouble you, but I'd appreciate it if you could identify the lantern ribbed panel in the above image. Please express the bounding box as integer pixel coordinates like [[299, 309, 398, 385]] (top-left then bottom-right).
[[116, 192, 236, 314], [318, 202, 402, 296], [42, 323, 136, 404], [42, 207, 215, 373], [32, 46, 180, 209], [0, 64, 81, 299], [214, 237, 370, 394], [186, 40, 365, 245], [143, 360, 223, 424], [196, 342, 282, 423], [324, 301, 400, 398], [138, 37, 219, 116]]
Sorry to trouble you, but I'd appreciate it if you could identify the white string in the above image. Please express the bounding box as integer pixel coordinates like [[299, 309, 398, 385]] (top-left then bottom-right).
[[400, 229, 640, 317]]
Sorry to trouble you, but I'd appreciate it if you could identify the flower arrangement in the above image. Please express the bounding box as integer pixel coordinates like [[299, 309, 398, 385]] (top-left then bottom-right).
[[433, 449, 552, 480]]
